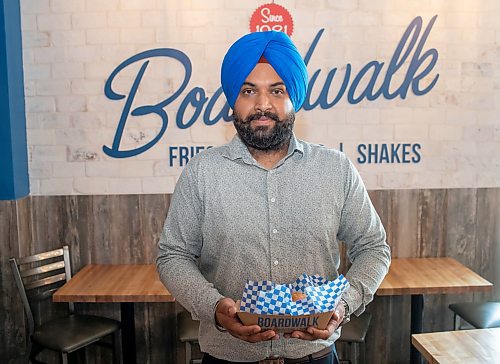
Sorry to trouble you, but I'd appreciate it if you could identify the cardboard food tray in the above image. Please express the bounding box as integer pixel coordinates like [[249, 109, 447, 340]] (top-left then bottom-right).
[[237, 310, 334, 333]]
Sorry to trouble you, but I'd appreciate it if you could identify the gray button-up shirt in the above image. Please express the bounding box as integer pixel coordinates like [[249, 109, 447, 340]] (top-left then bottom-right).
[[157, 134, 390, 361]]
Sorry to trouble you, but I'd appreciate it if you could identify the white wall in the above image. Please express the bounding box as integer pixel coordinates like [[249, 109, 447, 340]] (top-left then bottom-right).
[[21, 0, 500, 195]]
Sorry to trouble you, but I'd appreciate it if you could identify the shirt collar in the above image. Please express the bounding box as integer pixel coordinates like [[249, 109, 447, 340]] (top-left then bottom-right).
[[222, 133, 304, 162]]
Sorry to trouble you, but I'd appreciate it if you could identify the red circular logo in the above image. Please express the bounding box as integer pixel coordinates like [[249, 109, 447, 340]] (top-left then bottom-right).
[[249, 3, 294, 37]]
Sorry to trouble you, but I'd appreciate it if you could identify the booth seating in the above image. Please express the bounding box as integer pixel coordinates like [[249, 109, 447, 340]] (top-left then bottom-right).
[[449, 302, 500, 330], [178, 311, 372, 364], [10, 246, 121, 364]]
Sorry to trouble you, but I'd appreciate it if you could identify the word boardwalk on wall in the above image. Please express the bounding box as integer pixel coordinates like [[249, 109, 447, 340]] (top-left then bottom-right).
[[103, 15, 439, 159]]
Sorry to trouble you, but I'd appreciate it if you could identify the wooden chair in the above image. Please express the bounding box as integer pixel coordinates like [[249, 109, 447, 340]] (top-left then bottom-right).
[[449, 302, 500, 330], [10, 245, 121, 364]]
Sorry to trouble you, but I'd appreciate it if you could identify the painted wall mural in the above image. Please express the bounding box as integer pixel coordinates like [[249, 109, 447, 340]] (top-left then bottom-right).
[[21, 1, 500, 194]]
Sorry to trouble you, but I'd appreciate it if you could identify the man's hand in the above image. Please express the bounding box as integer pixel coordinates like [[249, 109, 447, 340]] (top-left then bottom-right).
[[215, 297, 278, 343], [285, 301, 345, 340]]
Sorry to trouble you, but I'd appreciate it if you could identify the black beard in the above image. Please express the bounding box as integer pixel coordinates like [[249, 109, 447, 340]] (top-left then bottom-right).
[[233, 110, 295, 151]]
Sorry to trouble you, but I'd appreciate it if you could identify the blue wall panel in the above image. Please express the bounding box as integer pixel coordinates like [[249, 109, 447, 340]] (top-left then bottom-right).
[[0, 0, 29, 200]]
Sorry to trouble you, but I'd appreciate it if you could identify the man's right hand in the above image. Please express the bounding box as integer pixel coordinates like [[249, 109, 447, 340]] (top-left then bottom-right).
[[215, 297, 278, 343]]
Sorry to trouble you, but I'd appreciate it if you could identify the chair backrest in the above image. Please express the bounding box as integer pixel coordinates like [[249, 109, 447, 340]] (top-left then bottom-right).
[[10, 245, 73, 337]]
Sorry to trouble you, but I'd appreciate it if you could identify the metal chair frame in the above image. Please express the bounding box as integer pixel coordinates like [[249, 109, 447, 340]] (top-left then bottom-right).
[[10, 245, 121, 364]]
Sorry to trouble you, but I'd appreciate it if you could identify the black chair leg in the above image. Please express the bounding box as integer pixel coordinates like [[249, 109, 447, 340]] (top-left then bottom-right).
[[113, 330, 122, 364], [61, 352, 68, 364], [359, 342, 365, 364], [26, 339, 33, 363], [29, 342, 44, 364], [185, 341, 193, 364]]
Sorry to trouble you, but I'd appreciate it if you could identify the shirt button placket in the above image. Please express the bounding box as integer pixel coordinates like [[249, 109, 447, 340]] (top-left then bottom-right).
[[268, 168, 282, 281]]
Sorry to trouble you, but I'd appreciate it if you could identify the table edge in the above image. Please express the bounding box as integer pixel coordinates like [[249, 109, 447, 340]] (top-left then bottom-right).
[[411, 335, 436, 364], [53, 294, 176, 303], [376, 284, 493, 296]]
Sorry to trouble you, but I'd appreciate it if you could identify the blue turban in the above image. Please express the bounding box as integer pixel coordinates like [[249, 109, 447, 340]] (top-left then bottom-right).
[[221, 31, 308, 112]]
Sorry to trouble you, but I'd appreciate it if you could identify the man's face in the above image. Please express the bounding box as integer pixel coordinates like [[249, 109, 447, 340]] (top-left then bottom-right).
[[233, 63, 295, 151]]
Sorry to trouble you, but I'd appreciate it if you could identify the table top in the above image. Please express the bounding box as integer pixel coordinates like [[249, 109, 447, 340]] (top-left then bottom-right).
[[53, 264, 174, 303], [377, 257, 493, 296], [412, 328, 500, 364]]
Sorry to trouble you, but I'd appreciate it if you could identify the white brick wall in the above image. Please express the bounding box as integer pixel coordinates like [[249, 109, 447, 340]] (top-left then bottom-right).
[[121, 0, 157, 11], [52, 63, 85, 79], [24, 64, 51, 82], [395, 125, 429, 141], [108, 11, 142, 28], [21, 0, 500, 195], [142, 176, 176, 194], [85, 0, 119, 11], [108, 178, 142, 194], [40, 178, 74, 194], [429, 125, 463, 141], [23, 32, 49, 47], [36, 80, 70, 95], [86, 29, 120, 45], [50, 0, 85, 13], [27, 129, 55, 145], [73, 177, 108, 194], [37, 14, 71, 31], [51, 30, 86, 46], [31, 145, 67, 162], [72, 12, 107, 29], [37, 112, 73, 128], [51, 162, 85, 177], [25, 96, 56, 112], [21, 0, 50, 14], [55, 95, 87, 112]]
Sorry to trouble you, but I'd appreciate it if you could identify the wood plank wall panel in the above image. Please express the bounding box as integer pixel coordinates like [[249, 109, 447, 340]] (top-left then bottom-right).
[[2, 189, 499, 364], [362, 189, 499, 364], [474, 189, 499, 301], [0, 199, 27, 363], [417, 189, 448, 258], [490, 189, 500, 301]]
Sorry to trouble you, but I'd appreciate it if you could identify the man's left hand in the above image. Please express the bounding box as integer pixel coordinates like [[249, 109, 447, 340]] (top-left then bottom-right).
[[284, 301, 345, 340]]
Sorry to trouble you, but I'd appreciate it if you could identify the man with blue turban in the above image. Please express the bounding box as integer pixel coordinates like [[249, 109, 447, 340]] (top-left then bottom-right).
[[158, 31, 390, 363]]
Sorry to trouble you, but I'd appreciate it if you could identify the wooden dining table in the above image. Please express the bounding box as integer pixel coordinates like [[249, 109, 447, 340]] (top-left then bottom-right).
[[412, 328, 500, 363], [53, 264, 174, 364], [377, 257, 493, 364]]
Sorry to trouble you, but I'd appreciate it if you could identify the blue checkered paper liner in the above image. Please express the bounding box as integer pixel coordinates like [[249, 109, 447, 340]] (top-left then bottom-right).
[[240, 280, 274, 313], [255, 284, 292, 315], [291, 273, 327, 293], [239, 274, 349, 315], [305, 275, 350, 312]]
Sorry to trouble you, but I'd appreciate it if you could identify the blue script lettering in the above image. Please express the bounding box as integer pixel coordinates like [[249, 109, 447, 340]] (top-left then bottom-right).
[[103, 49, 232, 158], [104, 16, 439, 158], [302, 15, 439, 109], [103, 48, 191, 158]]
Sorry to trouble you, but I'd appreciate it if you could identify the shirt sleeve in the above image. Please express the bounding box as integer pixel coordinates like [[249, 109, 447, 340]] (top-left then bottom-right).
[[337, 154, 391, 316], [156, 159, 224, 322]]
